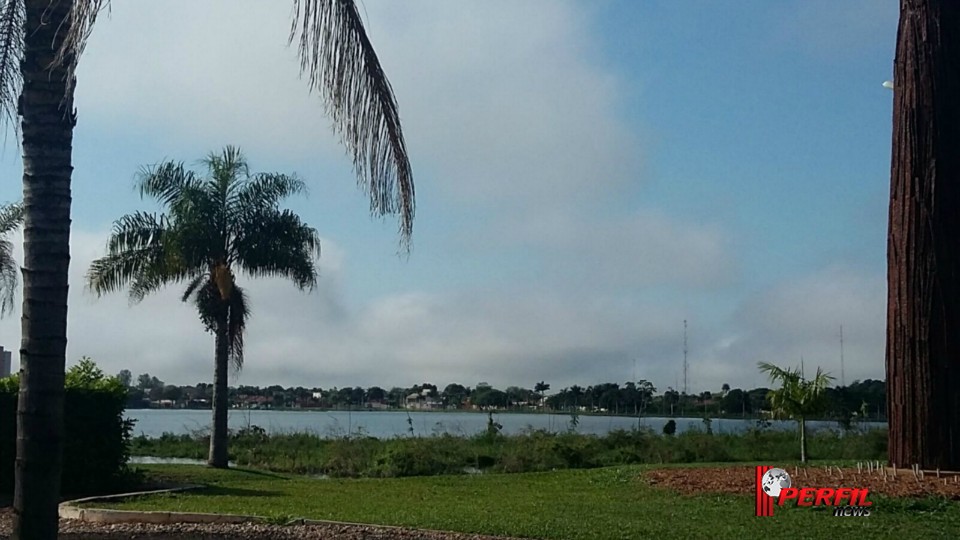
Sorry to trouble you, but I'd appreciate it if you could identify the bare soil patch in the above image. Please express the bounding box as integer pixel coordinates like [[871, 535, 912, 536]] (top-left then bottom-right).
[[645, 465, 960, 499]]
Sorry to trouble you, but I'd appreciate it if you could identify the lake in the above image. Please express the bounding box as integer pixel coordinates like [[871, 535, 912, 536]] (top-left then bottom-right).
[[125, 409, 886, 439]]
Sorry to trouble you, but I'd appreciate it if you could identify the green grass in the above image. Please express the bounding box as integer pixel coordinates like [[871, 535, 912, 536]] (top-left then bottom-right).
[[95, 464, 960, 539], [131, 427, 889, 477]]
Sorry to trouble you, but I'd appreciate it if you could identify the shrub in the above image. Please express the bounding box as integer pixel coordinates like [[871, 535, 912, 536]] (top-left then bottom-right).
[[1, 357, 136, 495]]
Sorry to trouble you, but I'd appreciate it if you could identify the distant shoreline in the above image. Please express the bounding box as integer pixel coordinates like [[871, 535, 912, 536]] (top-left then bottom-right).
[[125, 407, 887, 424]]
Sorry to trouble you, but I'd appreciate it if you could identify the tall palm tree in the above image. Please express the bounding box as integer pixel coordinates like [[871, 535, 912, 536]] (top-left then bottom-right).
[[88, 146, 321, 468], [886, 0, 960, 471], [1, 2, 414, 537], [758, 362, 834, 463], [0, 201, 22, 316], [0, 0, 414, 540]]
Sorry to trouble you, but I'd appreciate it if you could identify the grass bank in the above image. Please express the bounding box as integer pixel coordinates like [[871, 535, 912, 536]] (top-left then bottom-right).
[[98, 464, 959, 540], [131, 426, 887, 477]]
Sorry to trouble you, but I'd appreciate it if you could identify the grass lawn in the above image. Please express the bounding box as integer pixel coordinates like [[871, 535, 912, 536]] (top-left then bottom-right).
[[94, 464, 960, 539]]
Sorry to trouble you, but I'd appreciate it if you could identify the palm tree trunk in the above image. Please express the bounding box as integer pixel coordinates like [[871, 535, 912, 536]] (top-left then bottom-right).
[[799, 417, 807, 463], [887, 0, 960, 470], [13, 1, 76, 539], [208, 316, 230, 468]]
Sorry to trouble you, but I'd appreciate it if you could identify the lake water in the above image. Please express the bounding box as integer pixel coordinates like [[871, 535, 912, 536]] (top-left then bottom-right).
[[125, 409, 885, 439]]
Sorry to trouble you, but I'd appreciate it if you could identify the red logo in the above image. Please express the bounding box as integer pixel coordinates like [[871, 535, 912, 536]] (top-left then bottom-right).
[[755, 465, 872, 517]]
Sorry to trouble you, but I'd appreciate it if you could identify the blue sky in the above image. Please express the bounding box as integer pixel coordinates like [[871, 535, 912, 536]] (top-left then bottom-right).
[[0, 1, 897, 393]]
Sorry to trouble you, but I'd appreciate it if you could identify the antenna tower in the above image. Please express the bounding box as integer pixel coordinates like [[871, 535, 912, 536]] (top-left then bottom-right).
[[682, 320, 688, 397], [840, 324, 845, 387]]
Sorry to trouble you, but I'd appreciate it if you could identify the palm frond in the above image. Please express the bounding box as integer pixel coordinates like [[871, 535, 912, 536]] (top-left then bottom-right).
[[0, 203, 16, 317], [201, 145, 248, 201], [0, 200, 22, 234], [232, 172, 306, 211], [55, 0, 109, 99], [87, 211, 185, 301], [226, 284, 249, 371], [758, 361, 834, 420], [180, 273, 206, 303], [194, 278, 249, 371], [0, 0, 23, 137], [233, 208, 320, 290], [136, 162, 201, 207], [289, 0, 415, 249]]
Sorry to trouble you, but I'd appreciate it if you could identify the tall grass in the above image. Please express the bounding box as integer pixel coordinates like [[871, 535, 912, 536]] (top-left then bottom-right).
[[130, 424, 887, 478]]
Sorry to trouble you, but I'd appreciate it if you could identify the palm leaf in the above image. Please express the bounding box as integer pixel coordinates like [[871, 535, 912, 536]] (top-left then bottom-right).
[[0, 201, 21, 316], [233, 208, 320, 289], [136, 162, 201, 207], [289, 0, 415, 249], [0, 0, 23, 137], [55, 0, 109, 100]]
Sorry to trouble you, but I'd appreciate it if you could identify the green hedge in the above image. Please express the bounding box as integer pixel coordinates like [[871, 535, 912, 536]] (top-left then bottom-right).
[[0, 358, 135, 495]]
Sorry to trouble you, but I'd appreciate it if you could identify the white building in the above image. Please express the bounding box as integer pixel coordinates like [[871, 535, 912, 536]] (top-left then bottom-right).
[[0, 345, 11, 378]]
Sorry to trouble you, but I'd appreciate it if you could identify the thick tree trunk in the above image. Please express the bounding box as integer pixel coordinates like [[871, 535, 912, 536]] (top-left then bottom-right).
[[13, 1, 76, 539], [208, 316, 230, 468], [887, 0, 960, 470]]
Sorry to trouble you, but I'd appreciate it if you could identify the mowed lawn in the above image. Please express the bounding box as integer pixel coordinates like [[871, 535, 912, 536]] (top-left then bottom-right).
[[95, 465, 960, 539]]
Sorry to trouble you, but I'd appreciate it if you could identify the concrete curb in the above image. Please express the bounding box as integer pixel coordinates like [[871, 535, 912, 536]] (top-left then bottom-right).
[[59, 485, 261, 525]]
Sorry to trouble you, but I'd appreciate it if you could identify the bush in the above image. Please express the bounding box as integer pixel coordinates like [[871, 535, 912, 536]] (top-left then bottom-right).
[[1, 358, 136, 495]]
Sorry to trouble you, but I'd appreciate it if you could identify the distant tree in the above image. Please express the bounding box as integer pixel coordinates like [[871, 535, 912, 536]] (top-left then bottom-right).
[[721, 383, 730, 396], [663, 419, 677, 436], [116, 369, 133, 388], [721, 388, 748, 417], [759, 362, 834, 463], [161, 385, 183, 402], [662, 388, 680, 415], [442, 383, 468, 408], [366, 386, 386, 403], [534, 381, 550, 405], [472, 387, 508, 409], [568, 385, 584, 409], [387, 387, 406, 408], [636, 380, 656, 416]]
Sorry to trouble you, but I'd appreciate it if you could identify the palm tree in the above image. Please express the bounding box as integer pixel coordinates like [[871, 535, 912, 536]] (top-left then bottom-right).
[[0, 201, 22, 316], [886, 0, 960, 471], [88, 146, 321, 468], [1, 2, 413, 537], [534, 381, 549, 408], [758, 362, 834, 463]]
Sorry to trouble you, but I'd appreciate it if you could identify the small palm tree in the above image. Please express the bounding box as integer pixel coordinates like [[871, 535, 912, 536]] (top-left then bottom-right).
[[758, 361, 834, 463], [0, 201, 23, 316], [87, 146, 321, 468]]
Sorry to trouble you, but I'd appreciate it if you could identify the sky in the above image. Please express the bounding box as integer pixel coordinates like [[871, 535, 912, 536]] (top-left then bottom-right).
[[0, 0, 897, 394]]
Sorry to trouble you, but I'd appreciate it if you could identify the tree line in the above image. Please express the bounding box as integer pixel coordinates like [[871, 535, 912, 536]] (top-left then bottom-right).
[[118, 370, 886, 423]]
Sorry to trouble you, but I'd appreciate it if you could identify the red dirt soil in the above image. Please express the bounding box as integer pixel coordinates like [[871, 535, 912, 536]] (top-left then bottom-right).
[[646, 465, 960, 499]]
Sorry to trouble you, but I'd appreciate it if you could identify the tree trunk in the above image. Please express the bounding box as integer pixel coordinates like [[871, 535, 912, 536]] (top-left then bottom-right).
[[13, 1, 76, 539], [208, 316, 230, 468], [799, 418, 807, 463], [887, 0, 960, 470]]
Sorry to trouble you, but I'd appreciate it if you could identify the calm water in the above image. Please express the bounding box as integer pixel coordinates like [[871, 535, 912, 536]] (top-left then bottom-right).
[[125, 409, 885, 439]]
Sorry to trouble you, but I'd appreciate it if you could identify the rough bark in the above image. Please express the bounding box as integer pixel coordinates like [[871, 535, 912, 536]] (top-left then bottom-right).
[[208, 314, 230, 468], [13, 1, 75, 539], [887, 0, 960, 470]]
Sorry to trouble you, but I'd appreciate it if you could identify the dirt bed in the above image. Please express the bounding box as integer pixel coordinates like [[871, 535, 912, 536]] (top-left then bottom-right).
[[645, 465, 960, 499], [0, 508, 523, 540]]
